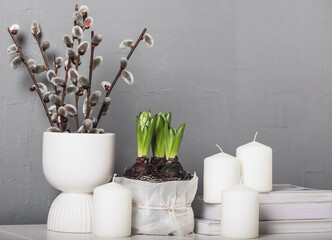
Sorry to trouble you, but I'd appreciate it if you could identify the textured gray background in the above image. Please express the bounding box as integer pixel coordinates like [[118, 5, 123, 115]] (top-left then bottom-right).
[[1, 0, 332, 224]]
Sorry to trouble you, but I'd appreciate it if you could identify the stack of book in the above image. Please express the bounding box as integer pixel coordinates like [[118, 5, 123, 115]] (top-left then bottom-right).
[[193, 184, 332, 235]]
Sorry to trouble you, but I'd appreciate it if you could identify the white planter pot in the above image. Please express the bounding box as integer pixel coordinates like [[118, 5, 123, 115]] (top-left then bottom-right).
[[42, 132, 115, 233]]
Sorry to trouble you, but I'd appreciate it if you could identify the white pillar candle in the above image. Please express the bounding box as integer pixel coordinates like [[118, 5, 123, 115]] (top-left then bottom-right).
[[221, 185, 259, 239], [93, 175, 132, 238], [203, 145, 240, 203], [236, 132, 272, 192]]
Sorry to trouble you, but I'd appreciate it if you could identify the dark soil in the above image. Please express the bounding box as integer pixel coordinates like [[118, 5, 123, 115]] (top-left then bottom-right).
[[124, 156, 193, 182]]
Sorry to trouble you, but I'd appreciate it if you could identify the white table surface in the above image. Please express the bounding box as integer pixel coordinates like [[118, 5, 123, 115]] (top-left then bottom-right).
[[1, 225, 332, 240]]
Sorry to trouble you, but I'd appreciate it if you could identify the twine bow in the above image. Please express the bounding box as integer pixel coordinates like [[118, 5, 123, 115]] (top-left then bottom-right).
[[133, 202, 195, 237]]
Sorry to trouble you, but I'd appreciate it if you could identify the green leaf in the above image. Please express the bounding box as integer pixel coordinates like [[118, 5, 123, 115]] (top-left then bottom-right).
[[142, 117, 156, 157], [136, 116, 142, 157], [166, 112, 172, 124], [170, 123, 186, 158], [151, 114, 165, 158]]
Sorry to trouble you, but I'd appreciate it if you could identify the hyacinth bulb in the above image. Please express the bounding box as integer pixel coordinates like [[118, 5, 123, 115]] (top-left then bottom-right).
[[55, 57, 64, 68], [48, 105, 56, 114], [44, 91, 53, 103], [119, 39, 134, 49], [41, 41, 50, 51], [143, 34, 154, 47], [89, 91, 101, 106], [35, 65, 46, 74], [84, 17, 93, 28], [69, 68, 79, 85], [91, 34, 102, 45], [66, 48, 76, 60], [58, 106, 68, 118], [47, 127, 61, 132], [49, 94, 61, 106], [10, 56, 23, 69], [7, 44, 18, 54], [78, 41, 89, 55], [121, 70, 134, 85], [63, 35, 73, 48], [92, 56, 103, 70], [83, 98, 93, 117], [73, 11, 83, 23], [47, 70, 56, 82], [65, 104, 77, 117], [27, 59, 36, 71], [102, 97, 111, 115], [72, 26, 83, 39], [79, 5, 89, 16], [9, 24, 19, 35], [101, 81, 111, 90], [120, 57, 128, 68], [51, 77, 65, 87], [66, 85, 79, 94], [31, 20, 40, 35], [78, 75, 89, 87]]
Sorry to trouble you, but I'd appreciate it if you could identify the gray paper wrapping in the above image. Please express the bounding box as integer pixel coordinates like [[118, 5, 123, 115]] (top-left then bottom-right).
[[114, 174, 198, 236]]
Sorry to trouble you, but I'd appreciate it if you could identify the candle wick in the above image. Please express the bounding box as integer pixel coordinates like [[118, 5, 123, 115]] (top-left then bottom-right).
[[112, 173, 117, 182], [254, 131, 258, 142], [216, 144, 223, 153]]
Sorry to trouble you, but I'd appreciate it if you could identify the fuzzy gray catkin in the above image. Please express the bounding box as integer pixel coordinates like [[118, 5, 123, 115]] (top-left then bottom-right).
[[51, 77, 65, 86], [91, 34, 102, 45], [10, 56, 23, 69], [64, 104, 77, 116], [55, 57, 64, 68], [47, 70, 56, 81], [78, 75, 89, 87], [7, 44, 18, 54], [31, 20, 40, 34], [92, 56, 103, 70], [121, 70, 134, 85], [41, 41, 50, 51], [35, 65, 46, 74]]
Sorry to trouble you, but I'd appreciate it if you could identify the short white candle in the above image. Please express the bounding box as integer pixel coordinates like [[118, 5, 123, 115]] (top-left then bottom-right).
[[236, 132, 272, 192], [203, 145, 240, 203], [221, 185, 259, 239], [93, 175, 132, 238]]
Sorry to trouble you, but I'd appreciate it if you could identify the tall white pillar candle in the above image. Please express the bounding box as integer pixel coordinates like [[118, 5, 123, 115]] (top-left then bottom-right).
[[221, 185, 259, 239], [203, 145, 240, 203], [93, 176, 132, 238], [236, 133, 272, 192]]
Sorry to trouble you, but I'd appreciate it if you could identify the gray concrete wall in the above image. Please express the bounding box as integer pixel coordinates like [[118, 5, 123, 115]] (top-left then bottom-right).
[[1, 0, 332, 224]]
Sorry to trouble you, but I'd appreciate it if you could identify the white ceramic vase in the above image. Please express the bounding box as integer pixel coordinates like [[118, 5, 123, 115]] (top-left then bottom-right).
[[42, 132, 115, 233]]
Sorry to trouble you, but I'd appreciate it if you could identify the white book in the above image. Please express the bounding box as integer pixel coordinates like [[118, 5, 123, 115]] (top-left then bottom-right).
[[193, 184, 332, 221], [195, 218, 332, 235]]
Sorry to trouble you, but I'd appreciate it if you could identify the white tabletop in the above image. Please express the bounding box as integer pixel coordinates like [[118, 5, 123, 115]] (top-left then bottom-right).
[[1, 225, 332, 240]]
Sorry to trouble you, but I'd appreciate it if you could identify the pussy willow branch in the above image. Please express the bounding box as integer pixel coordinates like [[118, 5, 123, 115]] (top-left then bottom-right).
[[95, 28, 147, 127], [61, 59, 72, 106], [85, 30, 95, 119], [52, 55, 60, 128], [7, 28, 54, 127], [32, 29, 50, 71]]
